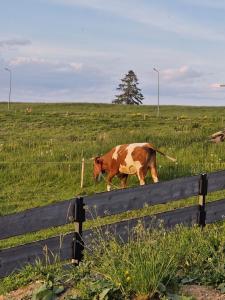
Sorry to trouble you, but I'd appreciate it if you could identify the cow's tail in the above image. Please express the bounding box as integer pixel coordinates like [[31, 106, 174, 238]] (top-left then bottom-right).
[[147, 144, 177, 162], [155, 148, 177, 162]]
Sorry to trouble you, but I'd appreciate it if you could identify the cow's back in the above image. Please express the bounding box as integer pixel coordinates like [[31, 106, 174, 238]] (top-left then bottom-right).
[[112, 143, 153, 174]]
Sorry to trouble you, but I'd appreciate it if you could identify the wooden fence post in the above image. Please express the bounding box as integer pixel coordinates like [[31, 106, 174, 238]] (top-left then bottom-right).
[[198, 173, 208, 228], [72, 197, 85, 264], [80, 158, 85, 188]]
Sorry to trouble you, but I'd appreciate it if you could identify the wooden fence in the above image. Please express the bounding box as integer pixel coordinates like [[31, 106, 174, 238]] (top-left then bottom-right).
[[0, 170, 225, 278]]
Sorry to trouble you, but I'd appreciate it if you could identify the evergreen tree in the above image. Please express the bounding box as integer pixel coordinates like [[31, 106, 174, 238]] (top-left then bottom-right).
[[113, 70, 144, 105]]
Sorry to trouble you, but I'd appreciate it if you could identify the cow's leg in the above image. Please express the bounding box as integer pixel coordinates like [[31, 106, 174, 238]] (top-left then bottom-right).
[[149, 153, 159, 183], [106, 178, 112, 191], [137, 167, 147, 186], [118, 174, 128, 189], [150, 166, 159, 183], [106, 172, 116, 191]]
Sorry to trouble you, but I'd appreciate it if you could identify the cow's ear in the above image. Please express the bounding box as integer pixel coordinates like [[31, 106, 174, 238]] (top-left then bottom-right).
[[95, 157, 103, 164]]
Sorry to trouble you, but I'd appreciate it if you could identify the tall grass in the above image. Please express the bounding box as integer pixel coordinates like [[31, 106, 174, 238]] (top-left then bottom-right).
[[88, 222, 180, 297], [79, 221, 225, 298]]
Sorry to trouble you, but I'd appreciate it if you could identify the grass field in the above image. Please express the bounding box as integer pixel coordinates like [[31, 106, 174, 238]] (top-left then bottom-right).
[[0, 102, 224, 216], [0, 102, 225, 297]]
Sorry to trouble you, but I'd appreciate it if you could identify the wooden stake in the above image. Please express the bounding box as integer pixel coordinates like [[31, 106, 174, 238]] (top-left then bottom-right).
[[80, 158, 85, 188]]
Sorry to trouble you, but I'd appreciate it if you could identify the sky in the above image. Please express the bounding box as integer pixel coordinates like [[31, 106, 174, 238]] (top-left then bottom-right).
[[0, 0, 225, 106]]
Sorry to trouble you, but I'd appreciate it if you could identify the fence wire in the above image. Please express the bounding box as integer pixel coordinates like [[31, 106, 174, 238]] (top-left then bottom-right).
[[0, 161, 93, 164]]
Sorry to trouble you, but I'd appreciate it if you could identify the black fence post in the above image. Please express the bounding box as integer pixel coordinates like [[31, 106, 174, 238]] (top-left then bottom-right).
[[72, 197, 85, 264], [198, 173, 208, 228]]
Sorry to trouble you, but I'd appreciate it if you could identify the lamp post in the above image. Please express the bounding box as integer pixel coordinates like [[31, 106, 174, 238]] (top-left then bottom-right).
[[4, 67, 12, 110], [153, 67, 160, 117]]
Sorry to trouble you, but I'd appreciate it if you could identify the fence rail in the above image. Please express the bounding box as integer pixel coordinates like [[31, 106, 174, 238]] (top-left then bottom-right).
[[0, 170, 225, 278], [0, 199, 75, 240], [1, 170, 225, 241], [0, 233, 74, 278]]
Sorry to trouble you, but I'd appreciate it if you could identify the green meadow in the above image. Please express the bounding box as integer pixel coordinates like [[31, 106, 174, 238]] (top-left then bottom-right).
[[0, 102, 224, 216]]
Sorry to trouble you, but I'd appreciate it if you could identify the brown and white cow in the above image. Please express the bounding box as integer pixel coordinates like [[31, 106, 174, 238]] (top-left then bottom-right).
[[93, 143, 176, 191]]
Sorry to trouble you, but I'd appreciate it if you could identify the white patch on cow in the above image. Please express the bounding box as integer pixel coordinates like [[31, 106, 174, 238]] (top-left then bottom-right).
[[119, 143, 147, 175], [112, 145, 121, 160], [126, 143, 147, 169]]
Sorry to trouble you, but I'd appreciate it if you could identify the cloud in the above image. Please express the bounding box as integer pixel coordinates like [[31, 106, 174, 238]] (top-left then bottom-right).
[[14, 42, 121, 62], [210, 83, 225, 89], [49, 0, 225, 42], [0, 38, 31, 48], [160, 66, 203, 82], [9, 56, 83, 72], [180, 0, 225, 10], [0, 54, 110, 99], [69, 62, 82, 71], [9, 57, 47, 66]]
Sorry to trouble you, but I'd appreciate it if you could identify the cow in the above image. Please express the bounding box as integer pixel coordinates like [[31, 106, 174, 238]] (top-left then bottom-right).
[[93, 143, 176, 191]]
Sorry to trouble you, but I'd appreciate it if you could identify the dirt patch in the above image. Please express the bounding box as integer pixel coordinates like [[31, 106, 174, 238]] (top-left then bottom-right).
[[2, 283, 225, 300], [0, 282, 78, 300], [182, 284, 225, 300], [0, 281, 42, 300]]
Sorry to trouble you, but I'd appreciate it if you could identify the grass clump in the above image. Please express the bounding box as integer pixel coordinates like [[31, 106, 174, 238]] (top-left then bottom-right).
[[86, 222, 180, 298]]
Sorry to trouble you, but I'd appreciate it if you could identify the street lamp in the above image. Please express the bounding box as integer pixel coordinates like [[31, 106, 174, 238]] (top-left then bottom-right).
[[153, 67, 160, 117], [4, 67, 12, 110]]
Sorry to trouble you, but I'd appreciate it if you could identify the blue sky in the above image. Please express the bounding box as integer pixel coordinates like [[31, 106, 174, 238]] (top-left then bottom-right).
[[0, 0, 225, 106]]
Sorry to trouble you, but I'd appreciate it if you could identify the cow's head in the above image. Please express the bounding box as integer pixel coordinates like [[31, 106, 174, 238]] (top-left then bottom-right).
[[93, 157, 104, 182]]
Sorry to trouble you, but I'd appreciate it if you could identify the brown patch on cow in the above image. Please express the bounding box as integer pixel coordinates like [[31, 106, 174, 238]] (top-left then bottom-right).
[[131, 146, 153, 165]]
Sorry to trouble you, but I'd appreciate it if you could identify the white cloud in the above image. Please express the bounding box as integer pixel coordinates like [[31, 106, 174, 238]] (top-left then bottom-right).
[[0, 38, 31, 48], [9, 56, 83, 72], [69, 62, 83, 71], [161, 66, 203, 82], [17, 42, 119, 59], [9, 57, 47, 66]]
